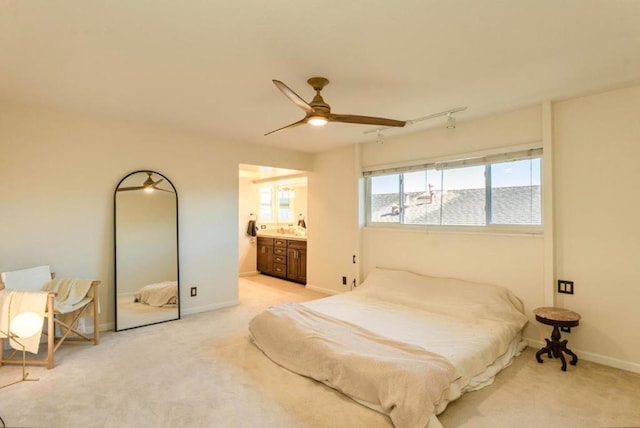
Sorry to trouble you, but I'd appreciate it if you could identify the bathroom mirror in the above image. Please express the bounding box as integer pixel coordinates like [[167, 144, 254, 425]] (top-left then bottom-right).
[[114, 170, 180, 331]]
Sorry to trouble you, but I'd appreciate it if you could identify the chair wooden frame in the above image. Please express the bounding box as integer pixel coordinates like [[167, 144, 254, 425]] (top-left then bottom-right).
[[0, 280, 100, 369]]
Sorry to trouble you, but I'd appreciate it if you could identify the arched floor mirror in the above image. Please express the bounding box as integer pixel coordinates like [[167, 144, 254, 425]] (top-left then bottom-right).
[[114, 170, 180, 331]]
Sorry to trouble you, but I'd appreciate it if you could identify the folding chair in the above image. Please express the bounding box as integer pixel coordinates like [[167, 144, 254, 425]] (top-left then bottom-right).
[[0, 265, 100, 369]]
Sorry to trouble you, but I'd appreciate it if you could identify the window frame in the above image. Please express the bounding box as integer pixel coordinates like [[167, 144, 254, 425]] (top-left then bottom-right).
[[364, 148, 543, 235], [258, 183, 296, 225]]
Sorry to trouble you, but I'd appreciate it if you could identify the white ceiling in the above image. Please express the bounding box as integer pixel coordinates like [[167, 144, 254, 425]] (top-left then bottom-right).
[[238, 163, 306, 182], [2, 1, 640, 153]]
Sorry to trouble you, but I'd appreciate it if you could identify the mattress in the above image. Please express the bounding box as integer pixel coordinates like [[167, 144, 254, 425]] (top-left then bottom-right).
[[250, 268, 528, 427], [302, 292, 526, 395], [133, 280, 178, 307]]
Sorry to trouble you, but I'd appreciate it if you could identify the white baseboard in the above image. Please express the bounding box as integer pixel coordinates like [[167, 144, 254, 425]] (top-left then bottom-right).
[[101, 322, 115, 332], [97, 301, 239, 332], [578, 349, 640, 373], [180, 299, 239, 316], [523, 336, 640, 374], [239, 270, 259, 277], [305, 283, 342, 295]]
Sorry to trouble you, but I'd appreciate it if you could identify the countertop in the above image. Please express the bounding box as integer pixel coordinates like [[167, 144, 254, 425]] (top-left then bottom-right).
[[257, 233, 307, 241]]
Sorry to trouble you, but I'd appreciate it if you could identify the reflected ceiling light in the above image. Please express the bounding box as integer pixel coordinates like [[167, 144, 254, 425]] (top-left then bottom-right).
[[446, 112, 456, 129], [143, 174, 156, 192]]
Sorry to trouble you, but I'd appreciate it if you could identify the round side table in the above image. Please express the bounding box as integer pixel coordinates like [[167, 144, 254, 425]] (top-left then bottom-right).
[[533, 307, 581, 371]]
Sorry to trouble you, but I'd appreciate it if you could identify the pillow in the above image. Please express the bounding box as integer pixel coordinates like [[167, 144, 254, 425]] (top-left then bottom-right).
[[355, 268, 527, 329]]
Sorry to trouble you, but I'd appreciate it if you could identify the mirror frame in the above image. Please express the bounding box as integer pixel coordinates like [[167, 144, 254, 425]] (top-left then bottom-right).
[[114, 170, 180, 331]]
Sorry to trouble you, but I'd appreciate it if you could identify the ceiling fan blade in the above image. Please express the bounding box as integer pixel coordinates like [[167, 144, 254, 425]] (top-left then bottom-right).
[[117, 186, 144, 192], [272, 80, 315, 114], [264, 118, 307, 136], [330, 113, 406, 128]]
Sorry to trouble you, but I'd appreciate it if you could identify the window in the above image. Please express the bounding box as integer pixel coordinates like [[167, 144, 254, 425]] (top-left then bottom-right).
[[366, 149, 542, 229], [277, 187, 293, 221], [259, 186, 273, 221], [259, 184, 295, 223]]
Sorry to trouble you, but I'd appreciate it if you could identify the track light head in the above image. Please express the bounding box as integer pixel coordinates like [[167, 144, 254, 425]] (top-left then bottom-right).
[[446, 112, 456, 129]]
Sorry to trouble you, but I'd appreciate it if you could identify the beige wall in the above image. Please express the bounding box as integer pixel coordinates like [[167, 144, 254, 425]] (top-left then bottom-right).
[[362, 229, 545, 338], [353, 91, 640, 372], [554, 85, 640, 371], [360, 106, 543, 168], [0, 101, 312, 330], [307, 145, 359, 294], [358, 106, 547, 340], [3, 83, 639, 372], [238, 176, 259, 276]]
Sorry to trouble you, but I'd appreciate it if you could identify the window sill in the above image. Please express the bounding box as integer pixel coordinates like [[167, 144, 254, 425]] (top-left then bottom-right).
[[363, 223, 543, 238]]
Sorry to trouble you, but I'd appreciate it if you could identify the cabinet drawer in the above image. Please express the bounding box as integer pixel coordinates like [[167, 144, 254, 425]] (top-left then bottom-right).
[[257, 237, 274, 246], [274, 255, 286, 264], [274, 238, 287, 247], [274, 247, 286, 255], [273, 263, 286, 275], [287, 240, 307, 249]]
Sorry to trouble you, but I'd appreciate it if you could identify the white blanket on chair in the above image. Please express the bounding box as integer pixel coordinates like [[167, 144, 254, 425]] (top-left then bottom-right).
[[42, 278, 94, 313], [42, 278, 96, 335], [0, 289, 47, 354]]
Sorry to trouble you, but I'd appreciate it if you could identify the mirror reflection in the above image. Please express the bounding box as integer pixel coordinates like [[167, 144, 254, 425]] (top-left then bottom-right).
[[115, 170, 180, 331]]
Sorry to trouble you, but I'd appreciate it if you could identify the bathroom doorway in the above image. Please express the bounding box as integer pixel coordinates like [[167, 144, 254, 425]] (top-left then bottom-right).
[[238, 164, 308, 277]]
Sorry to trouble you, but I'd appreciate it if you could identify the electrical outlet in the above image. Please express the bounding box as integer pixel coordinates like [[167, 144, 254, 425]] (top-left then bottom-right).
[[558, 280, 574, 295], [190, 287, 197, 297], [560, 326, 572, 333], [342, 276, 347, 285]]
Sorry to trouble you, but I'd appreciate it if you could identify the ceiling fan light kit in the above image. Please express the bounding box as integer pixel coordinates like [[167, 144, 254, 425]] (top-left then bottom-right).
[[265, 77, 406, 136], [307, 116, 328, 126]]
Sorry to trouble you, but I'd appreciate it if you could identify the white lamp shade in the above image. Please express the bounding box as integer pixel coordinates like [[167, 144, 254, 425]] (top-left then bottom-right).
[[10, 312, 43, 338]]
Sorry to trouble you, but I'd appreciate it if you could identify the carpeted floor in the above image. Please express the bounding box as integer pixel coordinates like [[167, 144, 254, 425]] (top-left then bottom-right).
[[1, 274, 639, 427]]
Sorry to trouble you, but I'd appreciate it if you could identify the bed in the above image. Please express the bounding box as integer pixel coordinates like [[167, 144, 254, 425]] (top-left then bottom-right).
[[249, 268, 528, 428], [133, 281, 178, 307]]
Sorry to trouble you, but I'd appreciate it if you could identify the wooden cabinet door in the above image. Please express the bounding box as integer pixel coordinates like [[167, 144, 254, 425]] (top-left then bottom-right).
[[257, 242, 273, 274], [297, 249, 307, 284], [286, 248, 299, 280], [286, 247, 307, 284]]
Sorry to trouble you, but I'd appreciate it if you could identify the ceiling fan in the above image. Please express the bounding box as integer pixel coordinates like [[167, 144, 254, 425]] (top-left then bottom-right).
[[117, 171, 173, 193], [265, 77, 406, 136]]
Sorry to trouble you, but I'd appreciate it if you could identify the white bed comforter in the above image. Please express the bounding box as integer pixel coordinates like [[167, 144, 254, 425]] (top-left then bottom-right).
[[134, 281, 177, 307], [250, 268, 528, 427], [250, 302, 461, 428]]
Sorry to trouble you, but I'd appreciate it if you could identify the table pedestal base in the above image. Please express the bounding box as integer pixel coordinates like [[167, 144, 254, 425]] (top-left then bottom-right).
[[535, 326, 578, 371]]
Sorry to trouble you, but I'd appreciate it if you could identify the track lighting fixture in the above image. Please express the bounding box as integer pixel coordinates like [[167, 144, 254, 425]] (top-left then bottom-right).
[[363, 106, 466, 141], [446, 112, 456, 129]]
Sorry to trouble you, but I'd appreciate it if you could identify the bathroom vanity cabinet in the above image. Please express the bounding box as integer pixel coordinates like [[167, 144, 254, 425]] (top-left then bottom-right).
[[257, 236, 306, 284]]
